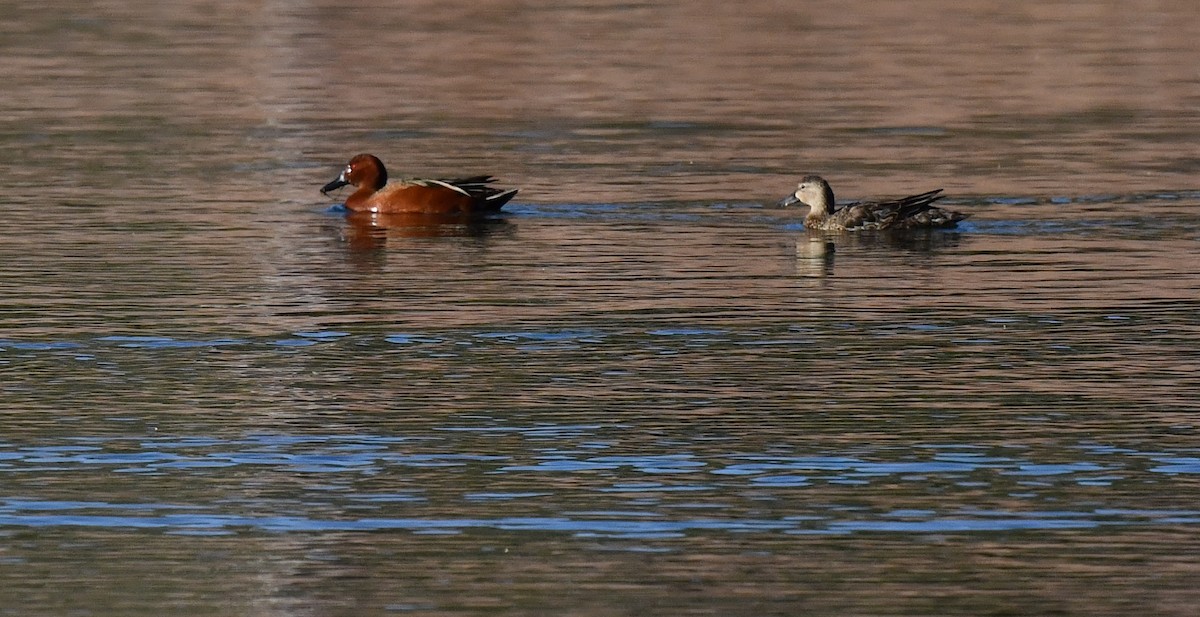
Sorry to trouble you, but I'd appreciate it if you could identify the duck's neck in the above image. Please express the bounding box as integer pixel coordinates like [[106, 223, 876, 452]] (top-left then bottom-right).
[[816, 184, 836, 214], [345, 186, 378, 210], [805, 190, 835, 222]]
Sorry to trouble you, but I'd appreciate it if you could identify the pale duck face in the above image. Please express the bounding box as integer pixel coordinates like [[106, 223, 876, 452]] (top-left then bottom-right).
[[777, 175, 832, 213]]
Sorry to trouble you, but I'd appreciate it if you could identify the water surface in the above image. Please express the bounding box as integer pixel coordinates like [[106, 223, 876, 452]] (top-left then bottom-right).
[[2, 1, 1199, 615]]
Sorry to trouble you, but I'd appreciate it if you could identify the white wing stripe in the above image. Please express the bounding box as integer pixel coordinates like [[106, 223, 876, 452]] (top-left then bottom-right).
[[425, 179, 471, 196]]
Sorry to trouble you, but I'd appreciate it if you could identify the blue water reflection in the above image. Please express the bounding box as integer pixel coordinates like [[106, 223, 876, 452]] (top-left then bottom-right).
[[1, 430, 1196, 536], [2, 496, 1195, 537]]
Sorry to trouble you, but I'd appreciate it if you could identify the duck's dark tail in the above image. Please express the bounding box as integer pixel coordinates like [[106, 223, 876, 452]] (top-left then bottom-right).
[[484, 189, 519, 211]]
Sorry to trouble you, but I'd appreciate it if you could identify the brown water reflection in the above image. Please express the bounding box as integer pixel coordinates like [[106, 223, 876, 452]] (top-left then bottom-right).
[[339, 210, 513, 250], [4, 0, 1198, 202], [3, 1, 1200, 616]]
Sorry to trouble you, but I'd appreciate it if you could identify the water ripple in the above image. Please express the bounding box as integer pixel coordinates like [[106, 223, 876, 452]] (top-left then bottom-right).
[[0, 498, 1194, 537]]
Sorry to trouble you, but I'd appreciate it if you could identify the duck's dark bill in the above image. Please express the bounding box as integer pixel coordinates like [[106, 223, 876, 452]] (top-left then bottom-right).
[[321, 178, 349, 195], [777, 193, 802, 207]]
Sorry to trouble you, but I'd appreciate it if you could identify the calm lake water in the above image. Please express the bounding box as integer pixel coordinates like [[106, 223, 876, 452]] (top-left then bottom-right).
[[2, 1, 1199, 615]]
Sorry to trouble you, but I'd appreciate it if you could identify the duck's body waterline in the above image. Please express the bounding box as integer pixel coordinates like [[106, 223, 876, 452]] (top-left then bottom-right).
[[779, 175, 968, 231], [321, 154, 518, 215]]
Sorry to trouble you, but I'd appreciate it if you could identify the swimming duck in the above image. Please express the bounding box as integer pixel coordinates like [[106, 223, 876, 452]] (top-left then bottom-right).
[[778, 175, 967, 231], [321, 154, 518, 215]]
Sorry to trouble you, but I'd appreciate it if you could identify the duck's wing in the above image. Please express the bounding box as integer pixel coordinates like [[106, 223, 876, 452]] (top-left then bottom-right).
[[442, 176, 519, 211], [829, 202, 899, 230], [832, 189, 946, 230], [903, 206, 969, 229], [391, 176, 518, 213], [888, 189, 946, 217], [445, 175, 499, 191], [402, 176, 500, 198]]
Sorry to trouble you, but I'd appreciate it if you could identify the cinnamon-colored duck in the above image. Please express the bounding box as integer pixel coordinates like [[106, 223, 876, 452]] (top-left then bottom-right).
[[320, 154, 518, 215], [778, 175, 967, 231]]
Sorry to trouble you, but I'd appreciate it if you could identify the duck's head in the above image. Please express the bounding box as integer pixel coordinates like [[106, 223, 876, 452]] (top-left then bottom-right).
[[778, 175, 835, 214], [322, 154, 388, 195]]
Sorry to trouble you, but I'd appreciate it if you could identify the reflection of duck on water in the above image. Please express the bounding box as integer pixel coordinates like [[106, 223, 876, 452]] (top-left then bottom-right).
[[339, 211, 512, 252], [821, 227, 966, 253], [778, 175, 968, 231], [794, 236, 835, 278]]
